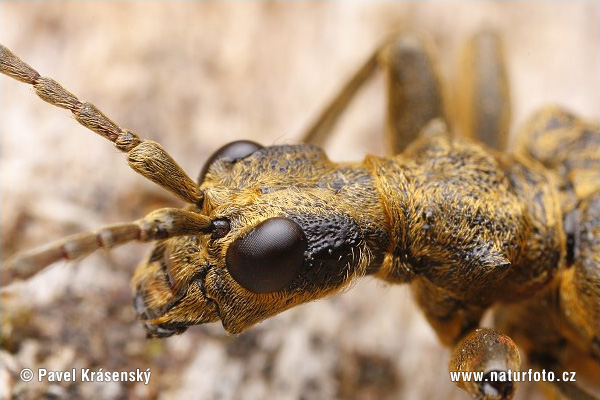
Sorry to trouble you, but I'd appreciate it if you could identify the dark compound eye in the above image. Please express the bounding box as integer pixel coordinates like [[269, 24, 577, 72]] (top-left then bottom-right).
[[198, 140, 263, 183], [226, 217, 307, 293]]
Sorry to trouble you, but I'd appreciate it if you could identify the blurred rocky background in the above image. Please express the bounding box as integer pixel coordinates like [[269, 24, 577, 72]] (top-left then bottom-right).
[[1, 2, 598, 399]]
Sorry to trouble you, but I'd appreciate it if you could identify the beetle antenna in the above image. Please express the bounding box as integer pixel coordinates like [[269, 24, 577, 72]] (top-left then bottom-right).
[[1, 208, 212, 286], [0, 44, 203, 205]]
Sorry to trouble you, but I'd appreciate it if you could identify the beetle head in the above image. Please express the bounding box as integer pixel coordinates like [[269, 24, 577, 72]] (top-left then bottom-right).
[[133, 142, 386, 336]]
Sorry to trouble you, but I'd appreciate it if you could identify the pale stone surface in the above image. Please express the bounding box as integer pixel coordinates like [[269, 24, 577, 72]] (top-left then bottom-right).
[[1, 3, 598, 399]]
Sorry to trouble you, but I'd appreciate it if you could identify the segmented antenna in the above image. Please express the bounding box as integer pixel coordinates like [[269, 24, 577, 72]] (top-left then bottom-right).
[[0, 44, 203, 205], [2, 208, 212, 285], [0, 45, 218, 285]]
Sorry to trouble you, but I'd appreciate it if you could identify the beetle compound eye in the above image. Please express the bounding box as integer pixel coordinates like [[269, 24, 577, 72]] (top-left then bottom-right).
[[198, 140, 263, 183], [226, 217, 307, 293]]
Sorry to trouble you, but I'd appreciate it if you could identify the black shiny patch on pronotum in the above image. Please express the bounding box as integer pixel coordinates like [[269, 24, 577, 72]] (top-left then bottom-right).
[[198, 140, 263, 183], [226, 217, 307, 293], [292, 213, 362, 287]]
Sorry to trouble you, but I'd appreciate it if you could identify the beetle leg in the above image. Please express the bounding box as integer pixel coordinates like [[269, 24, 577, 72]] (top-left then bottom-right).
[[456, 31, 511, 151], [449, 328, 521, 400], [382, 34, 446, 154], [300, 49, 378, 147], [301, 34, 446, 154], [411, 278, 486, 346]]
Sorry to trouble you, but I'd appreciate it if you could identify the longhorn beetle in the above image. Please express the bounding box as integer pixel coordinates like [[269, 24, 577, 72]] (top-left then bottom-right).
[[1, 31, 598, 400]]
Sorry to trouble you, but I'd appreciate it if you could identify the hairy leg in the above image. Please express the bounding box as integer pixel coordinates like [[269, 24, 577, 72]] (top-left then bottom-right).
[[300, 33, 446, 154], [456, 31, 511, 150], [449, 328, 521, 400], [382, 34, 445, 154]]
